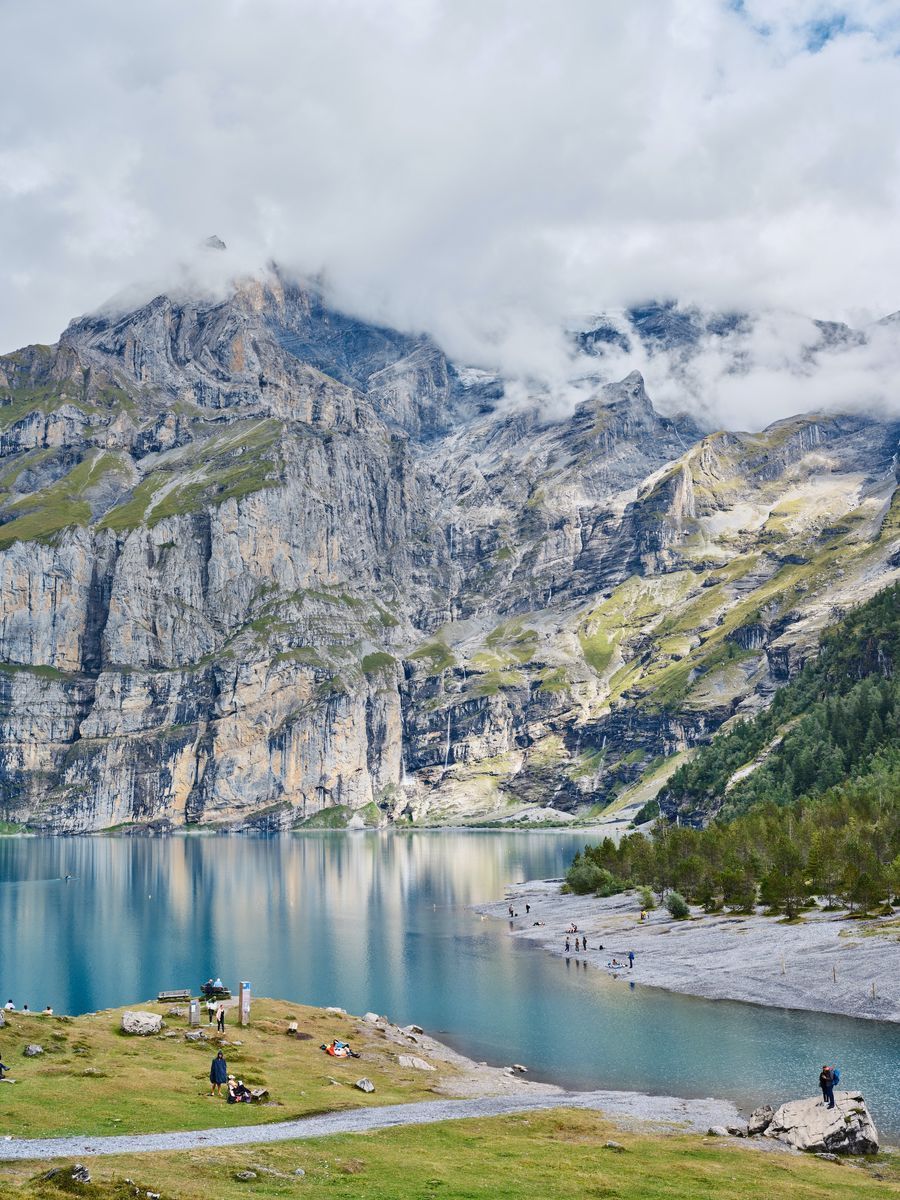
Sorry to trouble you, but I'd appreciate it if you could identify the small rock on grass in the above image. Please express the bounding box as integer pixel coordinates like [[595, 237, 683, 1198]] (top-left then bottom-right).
[[234, 1171, 258, 1181], [397, 1054, 434, 1071], [294, 1168, 306, 1176], [23, 1044, 43, 1057], [707, 1126, 729, 1137], [603, 1141, 626, 1152], [727, 1124, 748, 1137], [325, 1006, 346, 1016], [354, 1078, 375, 1093]]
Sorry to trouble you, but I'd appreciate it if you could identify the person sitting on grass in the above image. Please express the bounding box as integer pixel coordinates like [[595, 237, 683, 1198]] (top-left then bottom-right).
[[0, 1055, 8, 1079], [227, 1076, 252, 1103], [322, 1039, 360, 1058]]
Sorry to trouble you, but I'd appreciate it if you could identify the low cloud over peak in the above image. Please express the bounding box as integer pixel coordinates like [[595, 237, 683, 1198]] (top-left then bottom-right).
[[2, 1, 900, 429]]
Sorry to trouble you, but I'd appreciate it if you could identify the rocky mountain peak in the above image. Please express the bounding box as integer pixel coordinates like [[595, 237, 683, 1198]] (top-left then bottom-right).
[[0, 283, 898, 831]]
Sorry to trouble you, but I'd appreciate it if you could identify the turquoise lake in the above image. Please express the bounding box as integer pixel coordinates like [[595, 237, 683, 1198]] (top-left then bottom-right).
[[2, 831, 899, 1135]]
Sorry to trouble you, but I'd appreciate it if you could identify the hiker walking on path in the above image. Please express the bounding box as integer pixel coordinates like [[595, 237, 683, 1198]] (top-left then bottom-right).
[[819, 1065, 835, 1109], [216, 1004, 226, 1033], [628, 951, 634, 969], [565, 937, 570, 954], [210, 1050, 228, 1097]]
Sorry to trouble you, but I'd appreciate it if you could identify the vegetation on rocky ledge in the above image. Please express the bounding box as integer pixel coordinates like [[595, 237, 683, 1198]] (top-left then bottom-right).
[[654, 582, 900, 823]]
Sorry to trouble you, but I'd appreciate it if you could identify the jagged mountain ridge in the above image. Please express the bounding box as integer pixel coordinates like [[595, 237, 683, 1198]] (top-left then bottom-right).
[[0, 275, 898, 831]]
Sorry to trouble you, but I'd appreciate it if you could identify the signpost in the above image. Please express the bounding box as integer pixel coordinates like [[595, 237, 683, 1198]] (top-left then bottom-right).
[[239, 980, 251, 1027], [189, 998, 200, 1027]]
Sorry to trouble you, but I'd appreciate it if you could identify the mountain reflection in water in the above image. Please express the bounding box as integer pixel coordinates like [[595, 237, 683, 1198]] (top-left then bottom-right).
[[2, 831, 899, 1135]]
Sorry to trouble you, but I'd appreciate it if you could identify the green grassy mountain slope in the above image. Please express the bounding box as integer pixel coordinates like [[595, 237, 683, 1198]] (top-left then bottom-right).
[[651, 582, 900, 825]]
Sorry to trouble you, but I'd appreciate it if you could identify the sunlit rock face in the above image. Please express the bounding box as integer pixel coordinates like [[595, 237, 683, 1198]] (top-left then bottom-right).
[[0, 277, 898, 830]]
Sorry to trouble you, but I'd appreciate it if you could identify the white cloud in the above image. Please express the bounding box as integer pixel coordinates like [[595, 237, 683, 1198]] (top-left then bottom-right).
[[1, 0, 900, 429]]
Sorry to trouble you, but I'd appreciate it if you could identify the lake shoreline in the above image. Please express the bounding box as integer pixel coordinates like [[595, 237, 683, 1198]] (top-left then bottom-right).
[[475, 881, 900, 1024]]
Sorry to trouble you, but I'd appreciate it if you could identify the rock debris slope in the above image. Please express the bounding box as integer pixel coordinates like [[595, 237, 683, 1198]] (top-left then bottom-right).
[[0, 279, 898, 830]]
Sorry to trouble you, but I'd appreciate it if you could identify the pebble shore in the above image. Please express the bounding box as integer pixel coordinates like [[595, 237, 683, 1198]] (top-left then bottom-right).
[[477, 882, 900, 1021]]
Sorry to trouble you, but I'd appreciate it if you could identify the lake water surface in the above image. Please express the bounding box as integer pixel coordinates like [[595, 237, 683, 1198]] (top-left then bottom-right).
[[2, 831, 899, 1134]]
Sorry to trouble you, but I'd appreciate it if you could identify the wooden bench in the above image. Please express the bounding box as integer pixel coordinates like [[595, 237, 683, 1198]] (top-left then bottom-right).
[[157, 989, 192, 1003]]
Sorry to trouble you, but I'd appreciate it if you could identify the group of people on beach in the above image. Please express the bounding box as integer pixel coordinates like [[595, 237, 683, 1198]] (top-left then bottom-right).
[[560, 923, 637, 970], [4, 1000, 52, 1015]]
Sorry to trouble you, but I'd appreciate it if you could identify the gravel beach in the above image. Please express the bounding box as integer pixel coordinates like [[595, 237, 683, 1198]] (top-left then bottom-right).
[[478, 882, 900, 1022]]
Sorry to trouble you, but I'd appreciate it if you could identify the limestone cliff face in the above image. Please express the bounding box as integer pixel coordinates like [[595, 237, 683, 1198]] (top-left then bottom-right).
[[0, 277, 898, 830]]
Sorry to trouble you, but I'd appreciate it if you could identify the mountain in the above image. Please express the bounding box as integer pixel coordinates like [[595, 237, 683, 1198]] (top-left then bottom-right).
[[0, 274, 898, 832], [651, 582, 900, 825], [567, 584, 900, 917]]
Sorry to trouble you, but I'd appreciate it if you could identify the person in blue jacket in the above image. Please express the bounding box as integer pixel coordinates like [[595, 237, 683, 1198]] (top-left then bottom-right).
[[819, 1064, 835, 1108], [210, 1050, 228, 1096]]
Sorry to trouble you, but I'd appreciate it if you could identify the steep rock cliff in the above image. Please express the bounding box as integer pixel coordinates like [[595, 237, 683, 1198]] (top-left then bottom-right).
[[0, 276, 898, 830]]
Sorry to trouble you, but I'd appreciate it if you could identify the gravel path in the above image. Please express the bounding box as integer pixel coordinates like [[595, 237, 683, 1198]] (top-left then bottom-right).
[[481, 883, 900, 1021], [0, 1091, 740, 1161]]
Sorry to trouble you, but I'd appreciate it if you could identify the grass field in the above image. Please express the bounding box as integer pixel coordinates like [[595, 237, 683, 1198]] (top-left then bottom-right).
[[0, 1110, 898, 1199], [0, 1001, 452, 1139], [1, 1003, 897, 1199]]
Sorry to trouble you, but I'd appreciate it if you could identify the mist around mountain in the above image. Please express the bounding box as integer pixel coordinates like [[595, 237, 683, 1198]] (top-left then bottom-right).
[[0, 274, 898, 832]]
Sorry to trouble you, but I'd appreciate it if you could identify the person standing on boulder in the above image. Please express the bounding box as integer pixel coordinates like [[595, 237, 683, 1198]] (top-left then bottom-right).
[[210, 1049, 228, 1096], [819, 1064, 835, 1108]]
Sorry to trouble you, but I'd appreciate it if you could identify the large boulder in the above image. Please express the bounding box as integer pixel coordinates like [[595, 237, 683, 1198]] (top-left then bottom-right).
[[765, 1092, 878, 1155], [748, 1105, 775, 1135], [121, 1011, 163, 1036]]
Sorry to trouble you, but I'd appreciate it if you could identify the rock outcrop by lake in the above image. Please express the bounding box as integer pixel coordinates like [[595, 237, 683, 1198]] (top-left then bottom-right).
[[763, 1092, 879, 1155], [1, 279, 899, 830]]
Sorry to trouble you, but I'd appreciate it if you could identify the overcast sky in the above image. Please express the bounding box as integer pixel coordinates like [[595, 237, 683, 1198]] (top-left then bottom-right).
[[2, 0, 900, 423]]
